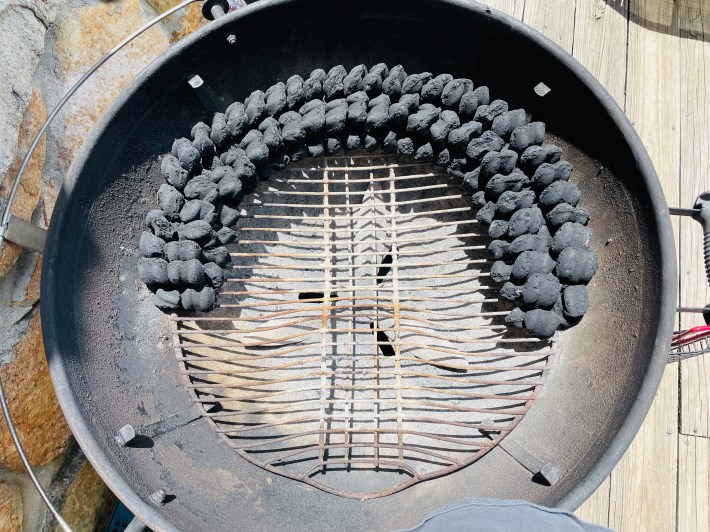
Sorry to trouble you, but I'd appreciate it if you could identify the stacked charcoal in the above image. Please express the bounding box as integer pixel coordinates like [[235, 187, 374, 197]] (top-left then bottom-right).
[[139, 64, 597, 334]]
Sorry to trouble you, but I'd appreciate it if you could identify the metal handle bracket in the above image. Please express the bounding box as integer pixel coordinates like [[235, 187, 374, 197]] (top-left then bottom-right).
[[2, 215, 47, 253]]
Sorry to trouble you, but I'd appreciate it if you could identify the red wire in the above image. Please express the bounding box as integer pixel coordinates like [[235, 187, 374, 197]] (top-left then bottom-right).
[[671, 325, 710, 348]]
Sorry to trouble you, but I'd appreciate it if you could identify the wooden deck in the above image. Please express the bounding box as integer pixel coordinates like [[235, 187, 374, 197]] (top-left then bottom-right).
[[482, 0, 710, 529]]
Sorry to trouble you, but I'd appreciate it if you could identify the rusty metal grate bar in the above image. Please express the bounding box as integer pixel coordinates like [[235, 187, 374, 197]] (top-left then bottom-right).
[[172, 155, 553, 499]]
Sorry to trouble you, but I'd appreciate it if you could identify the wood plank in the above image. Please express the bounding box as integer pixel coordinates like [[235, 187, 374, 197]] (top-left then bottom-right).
[[678, 0, 710, 439], [522, 0, 576, 53], [576, 476, 610, 528], [678, 435, 710, 532], [605, 1, 680, 530], [481, 0, 525, 19], [572, 0, 628, 106]]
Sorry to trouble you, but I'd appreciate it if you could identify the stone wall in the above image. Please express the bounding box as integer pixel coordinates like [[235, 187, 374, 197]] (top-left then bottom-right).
[[0, 0, 220, 528]]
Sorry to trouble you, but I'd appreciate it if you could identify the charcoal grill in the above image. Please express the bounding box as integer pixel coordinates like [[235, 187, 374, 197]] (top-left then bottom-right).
[[1, 0, 703, 530]]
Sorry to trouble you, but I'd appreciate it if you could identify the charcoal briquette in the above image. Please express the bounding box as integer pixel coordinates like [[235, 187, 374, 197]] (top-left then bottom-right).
[[366, 104, 390, 131], [402, 72, 432, 94], [497, 189, 536, 216], [347, 134, 362, 150], [511, 250, 555, 281], [152, 289, 180, 310], [472, 190, 487, 207], [522, 272, 561, 308], [508, 206, 545, 238], [552, 222, 592, 253], [217, 173, 244, 203], [479, 149, 519, 180], [161, 155, 189, 190], [476, 201, 497, 225], [510, 121, 546, 152], [466, 130, 505, 162], [229, 151, 259, 194], [192, 134, 215, 160], [210, 113, 230, 148], [310, 68, 327, 82], [282, 119, 307, 145], [191, 121, 211, 139], [447, 158, 468, 179], [245, 138, 270, 166], [508, 231, 551, 255], [465, 170, 481, 192], [347, 99, 368, 130], [472, 86, 490, 106], [489, 239, 511, 260], [325, 104, 348, 134], [436, 147, 452, 167], [203, 246, 230, 268], [138, 257, 169, 286], [343, 64, 367, 95], [491, 261, 512, 283], [219, 203, 240, 227], [524, 309, 561, 338], [346, 91, 369, 103], [184, 175, 218, 203], [262, 124, 283, 152], [441, 78, 473, 108], [363, 71, 383, 95], [474, 99, 508, 127], [407, 107, 440, 136], [370, 63, 389, 79], [555, 247, 598, 284], [396, 137, 415, 156], [491, 109, 527, 138], [382, 75, 402, 98], [178, 220, 213, 244], [533, 160, 573, 187], [539, 180, 581, 208], [421, 73, 454, 103], [286, 75, 306, 110], [139, 231, 165, 258], [414, 142, 434, 162], [172, 138, 201, 173], [505, 308, 526, 328], [458, 92, 479, 120], [563, 285, 590, 318], [383, 131, 398, 152], [323, 65, 347, 99], [326, 136, 343, 154], [369, 94, 390, 108], [239, 129, 262, 149], [303, 75, 323, 101], [179, 199, 212, 224], [484, 170, 527, 199], [308, 143, 325, 158], [546, 203, 590, 227], [430, 110, 460, 143], [488, 220, 509, 239], [448, 121, 483, 152], [167, 258, 206, 287], [146, 210, 176, 241], [216, 227, 237, 245], [203, 262, 224, 289], [245, 90, 266, 126], [181, 286, 217, 312], [519, 144, 562, 171], [226, 103, 248, 138], [364, 135, 378, 151], [157, 184, 185, 220], [258, 117, 278, 132], [500, 281, 522, 302]]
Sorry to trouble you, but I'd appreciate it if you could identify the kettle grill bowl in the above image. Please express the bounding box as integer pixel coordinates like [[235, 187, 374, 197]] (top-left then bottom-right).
[[41, 1, 676, 530]]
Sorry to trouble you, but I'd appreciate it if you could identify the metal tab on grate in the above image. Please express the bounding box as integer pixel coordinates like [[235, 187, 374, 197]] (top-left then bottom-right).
[[171, 154, 553, 499]]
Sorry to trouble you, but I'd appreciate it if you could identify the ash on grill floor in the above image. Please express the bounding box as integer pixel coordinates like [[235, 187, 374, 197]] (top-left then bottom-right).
[[171, 155, 553, 498]]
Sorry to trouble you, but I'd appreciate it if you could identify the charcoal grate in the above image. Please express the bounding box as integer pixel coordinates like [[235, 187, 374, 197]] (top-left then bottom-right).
[[170, 154, 553, 498]]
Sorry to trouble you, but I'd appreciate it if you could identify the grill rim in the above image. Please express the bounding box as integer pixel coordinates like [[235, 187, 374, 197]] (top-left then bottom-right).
[[39, 1, 677, 529]]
